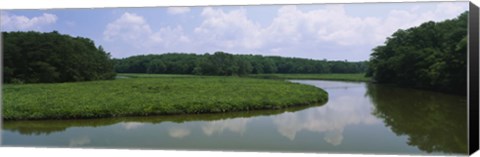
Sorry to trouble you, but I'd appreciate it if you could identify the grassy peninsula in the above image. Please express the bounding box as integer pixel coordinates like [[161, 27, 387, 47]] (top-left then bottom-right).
[[3, 76, 328, 120]]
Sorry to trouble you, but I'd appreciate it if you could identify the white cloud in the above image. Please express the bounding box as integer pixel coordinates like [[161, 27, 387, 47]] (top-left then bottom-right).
[[262, 2, 466, 48], [167, 7, 191, 15], [194, 7, 263, 50], [104, 12, 152, 42], [201, 118, 249, 136], [150, 25, 191, 47], [0, 12, 57, 31], [104, 2, 467, 60], [121, 122, 145, 130], [262, 5, 304, 45], [69, 136, 91, 147], [191, 5, 382, 56], [368, 2, 466, 45], [103, 12, 190, 56], [324, 131, 344, 146], [168, 127, 191, 138], [273, 80, 380, 145], [435, 2, 465, 17]]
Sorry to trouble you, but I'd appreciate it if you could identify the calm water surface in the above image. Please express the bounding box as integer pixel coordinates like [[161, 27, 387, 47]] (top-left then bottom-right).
[[1, 80, 467, 155]]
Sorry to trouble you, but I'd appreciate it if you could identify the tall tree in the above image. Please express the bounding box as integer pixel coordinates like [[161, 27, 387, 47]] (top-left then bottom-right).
[[367, 11, 468, 95], [3, 31, 116, 83]]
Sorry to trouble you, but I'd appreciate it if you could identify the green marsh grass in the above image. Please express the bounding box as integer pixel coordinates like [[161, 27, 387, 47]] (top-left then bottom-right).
[[3, 76, 327, 120]]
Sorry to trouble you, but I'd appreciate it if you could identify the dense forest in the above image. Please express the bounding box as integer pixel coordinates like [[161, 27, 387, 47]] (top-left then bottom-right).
[[113, 52, 368, 76], [3, 31, 116, 83], [367, 11, 468, 95]]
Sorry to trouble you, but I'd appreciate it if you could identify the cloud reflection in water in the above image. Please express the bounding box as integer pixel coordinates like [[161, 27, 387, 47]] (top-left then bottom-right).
[[272, 81, 380, 145], [168, 127, 191, 138], [69, 136, 91, 147], [201, 118, 250, 136], [121, 122, 145, 130]]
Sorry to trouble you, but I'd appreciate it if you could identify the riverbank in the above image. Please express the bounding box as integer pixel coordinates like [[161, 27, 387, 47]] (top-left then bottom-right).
[[249, 73, 371, 82], [3, 76, 328, 120]]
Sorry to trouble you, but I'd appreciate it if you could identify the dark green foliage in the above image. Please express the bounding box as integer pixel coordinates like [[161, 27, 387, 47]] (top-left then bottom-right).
[[196, 52, 240, 75], [367, 12, 467, 95], [3, 31, 116, 83], [114, 52, 368, 76], [146, 59, 166, 74], [2, 75, 328, 120], [367, 83, 467, 154]]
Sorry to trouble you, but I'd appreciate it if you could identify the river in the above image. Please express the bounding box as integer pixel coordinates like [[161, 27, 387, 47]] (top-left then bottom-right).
[[1, 80, 468, 155]]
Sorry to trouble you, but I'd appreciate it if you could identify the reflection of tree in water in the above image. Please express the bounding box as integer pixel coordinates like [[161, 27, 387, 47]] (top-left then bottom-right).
[[366, 83, 467, 154], [3, 103, 322, 136]]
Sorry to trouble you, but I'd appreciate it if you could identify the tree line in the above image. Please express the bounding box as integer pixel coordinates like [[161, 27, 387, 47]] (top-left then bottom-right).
[[3, 31, 116, 83], [367, 11, 468, 95], [113, 52, 368, 75]]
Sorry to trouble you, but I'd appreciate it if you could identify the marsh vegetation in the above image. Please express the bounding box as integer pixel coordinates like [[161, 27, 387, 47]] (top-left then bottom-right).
[[3, 76, 327, 120]]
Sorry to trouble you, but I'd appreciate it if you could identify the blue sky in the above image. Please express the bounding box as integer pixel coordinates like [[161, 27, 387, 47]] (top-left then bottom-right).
[[0, 2, 468, 61]]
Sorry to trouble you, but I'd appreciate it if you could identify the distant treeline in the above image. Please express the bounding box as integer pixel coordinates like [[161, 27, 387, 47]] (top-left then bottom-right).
[[367, 11, 468, 95], [113, 52, 368, 75], [3, 31, 116, 83]]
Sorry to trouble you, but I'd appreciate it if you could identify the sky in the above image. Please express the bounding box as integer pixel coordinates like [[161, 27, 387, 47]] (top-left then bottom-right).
[[0, 2, 469, 61]]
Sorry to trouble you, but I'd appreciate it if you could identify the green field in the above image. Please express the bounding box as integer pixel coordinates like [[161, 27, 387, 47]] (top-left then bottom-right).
[[3, 76, 328, 120], [249, 73, 371, 82]]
